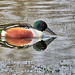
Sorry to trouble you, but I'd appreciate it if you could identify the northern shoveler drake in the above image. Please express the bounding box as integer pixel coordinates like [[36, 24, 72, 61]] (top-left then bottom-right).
[[0, 20, 56, 39]]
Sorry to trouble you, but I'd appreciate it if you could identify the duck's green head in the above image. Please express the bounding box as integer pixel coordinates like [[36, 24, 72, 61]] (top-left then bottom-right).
[[33, 20, 47, 31], [33, 20, 56, 35]]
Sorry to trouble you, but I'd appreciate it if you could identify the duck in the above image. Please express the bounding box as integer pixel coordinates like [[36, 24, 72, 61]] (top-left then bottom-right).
[[0, 20, 56, 39]]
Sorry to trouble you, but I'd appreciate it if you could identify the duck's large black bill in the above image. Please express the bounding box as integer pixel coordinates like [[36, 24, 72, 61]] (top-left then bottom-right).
[[46, 27, 56, 35]]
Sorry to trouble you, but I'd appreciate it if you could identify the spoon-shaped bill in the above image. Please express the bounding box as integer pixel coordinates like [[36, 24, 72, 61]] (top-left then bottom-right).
[[46, 27, 56, 35]]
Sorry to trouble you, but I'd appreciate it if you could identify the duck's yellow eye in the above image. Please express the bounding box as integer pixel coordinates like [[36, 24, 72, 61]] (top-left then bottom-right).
[[42, 24, 45, 26]]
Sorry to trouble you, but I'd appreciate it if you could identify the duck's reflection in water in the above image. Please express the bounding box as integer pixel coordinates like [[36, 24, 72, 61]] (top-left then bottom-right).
[[33, 37, 56, 51], [0, 37, 56, 51]]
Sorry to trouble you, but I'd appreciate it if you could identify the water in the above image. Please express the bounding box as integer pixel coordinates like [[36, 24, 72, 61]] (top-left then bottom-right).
[[0, 0, 75, 75]]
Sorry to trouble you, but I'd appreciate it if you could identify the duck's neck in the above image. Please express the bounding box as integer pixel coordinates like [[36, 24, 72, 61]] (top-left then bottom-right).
[[27, 28, 43, 38]]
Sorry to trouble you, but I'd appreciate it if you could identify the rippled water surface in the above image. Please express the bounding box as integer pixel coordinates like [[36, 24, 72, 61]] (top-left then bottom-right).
[[0, 0, 75, 75]]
